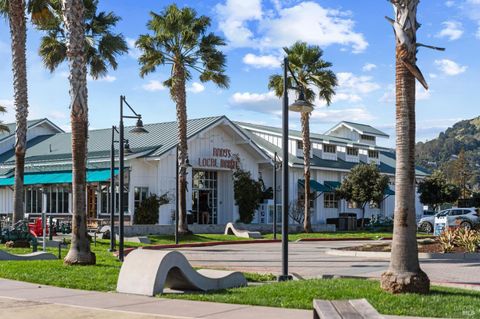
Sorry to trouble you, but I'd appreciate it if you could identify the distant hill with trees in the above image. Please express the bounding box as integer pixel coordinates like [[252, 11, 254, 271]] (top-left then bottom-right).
[[416, 116, 480, 192]]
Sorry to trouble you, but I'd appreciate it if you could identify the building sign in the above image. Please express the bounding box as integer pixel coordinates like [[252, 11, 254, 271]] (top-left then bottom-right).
[[197, 148, 239, 170]]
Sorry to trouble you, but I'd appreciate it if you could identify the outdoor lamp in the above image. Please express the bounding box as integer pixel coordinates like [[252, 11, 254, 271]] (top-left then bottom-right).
[[129, 117, 149, 134], [124, 140, 133, 154], [289, 90, 313, 113]]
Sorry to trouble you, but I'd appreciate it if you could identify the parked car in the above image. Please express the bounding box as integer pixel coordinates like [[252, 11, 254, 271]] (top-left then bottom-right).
[[417, 212, 439, 233], [434, 208, 479, 234]]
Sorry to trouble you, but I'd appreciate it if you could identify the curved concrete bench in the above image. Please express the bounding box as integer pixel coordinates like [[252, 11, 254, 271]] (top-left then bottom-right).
[[224, 222, 262, 239], [116, 249, 247, 296], [0, 250, 57, 261]]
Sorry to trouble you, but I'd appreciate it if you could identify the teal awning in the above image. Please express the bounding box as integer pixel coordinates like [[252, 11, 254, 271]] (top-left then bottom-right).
[[298, 179, 330, 193], [0, 169, 118, 187], [384, 186, 395, 196], [324, 181, 341, 192]]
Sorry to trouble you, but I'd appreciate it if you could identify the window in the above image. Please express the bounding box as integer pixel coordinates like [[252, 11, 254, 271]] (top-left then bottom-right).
[[323, 144, 336, 154], [346, 147, 358, 156], [100, 185, 110, 214], [361, 134, 375, 141], [134, 187, 149, 210], [368, 150, 379, 158], [297, 140, 303, 149], [324, 193, 339, 208], [297, 188, 315, 209], [45, 187, 69, 213], [25, 187, 43, 214]]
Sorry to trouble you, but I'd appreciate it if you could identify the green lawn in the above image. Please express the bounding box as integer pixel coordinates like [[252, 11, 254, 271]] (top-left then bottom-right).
[[0, 241, 274, 291], [163, 278, 480, 319], [264, 231, 431, 241]]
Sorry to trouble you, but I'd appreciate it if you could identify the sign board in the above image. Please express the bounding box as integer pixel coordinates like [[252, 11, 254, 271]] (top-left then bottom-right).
[[197, 148, 239, 170]]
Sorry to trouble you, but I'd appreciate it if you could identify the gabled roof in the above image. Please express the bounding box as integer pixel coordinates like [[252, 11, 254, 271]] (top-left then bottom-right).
[[0, 118, 65, 143], [326, 121, 389, 138]]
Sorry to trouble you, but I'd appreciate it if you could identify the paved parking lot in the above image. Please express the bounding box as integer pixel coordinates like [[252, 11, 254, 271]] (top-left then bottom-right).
[[171, 240, 480, 286]]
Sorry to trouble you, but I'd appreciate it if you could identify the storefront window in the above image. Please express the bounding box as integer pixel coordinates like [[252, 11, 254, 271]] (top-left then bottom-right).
[[25, 187, 43, 214], [134, 187, 149, 211], [100, 185, 109, 214], [324, 192, 339, 209], [45, 186, 70, 213]]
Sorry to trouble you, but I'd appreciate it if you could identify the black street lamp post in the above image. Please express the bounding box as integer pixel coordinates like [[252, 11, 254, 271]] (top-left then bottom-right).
[[272, 152, 281, 240], [109, 126, 116, 252], [278, 57, 313, 281], [117, 96, 149, 262]]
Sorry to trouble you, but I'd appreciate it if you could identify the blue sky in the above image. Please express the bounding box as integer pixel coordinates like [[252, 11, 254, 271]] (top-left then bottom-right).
[[0, 0, 479, 147]]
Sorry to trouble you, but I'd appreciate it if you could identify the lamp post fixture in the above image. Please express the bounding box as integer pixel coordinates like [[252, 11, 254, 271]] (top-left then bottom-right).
[[279, 57, 313, 282], [117, 95, 149, 261]]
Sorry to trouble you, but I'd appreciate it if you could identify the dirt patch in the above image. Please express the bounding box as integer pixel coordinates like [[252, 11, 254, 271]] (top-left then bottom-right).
[[342, 241, 479, 254]]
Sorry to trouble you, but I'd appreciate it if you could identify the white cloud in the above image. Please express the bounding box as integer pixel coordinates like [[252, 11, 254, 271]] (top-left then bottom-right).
[[436, 21, 464, 41], [187, 82, 205, 94], [362, 63, 377, 72], [216, 0, 368, 53], [243, 53, 280, 68], [434, 59, 467, 75], [335, 72, 380, 102], [445, 0, 455, 7], [429, 73, 438, 79], [229, 91, 280, 115], [126, 37, 142, 59], [142, 80, 166, 92], [90, 75, 116, 82]]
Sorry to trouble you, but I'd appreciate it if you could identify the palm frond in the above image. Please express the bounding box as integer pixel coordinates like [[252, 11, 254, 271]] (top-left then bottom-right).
[[0, 105, 9, 133]]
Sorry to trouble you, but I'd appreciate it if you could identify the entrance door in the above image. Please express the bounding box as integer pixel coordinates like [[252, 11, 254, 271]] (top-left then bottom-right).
[[192, 170, 218, 224]]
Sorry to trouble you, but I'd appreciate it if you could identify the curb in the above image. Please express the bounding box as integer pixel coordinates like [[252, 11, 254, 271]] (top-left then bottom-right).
[[120, 239, 282, 256], [325, 248, 480, 260], [296, 236, 435, 242]]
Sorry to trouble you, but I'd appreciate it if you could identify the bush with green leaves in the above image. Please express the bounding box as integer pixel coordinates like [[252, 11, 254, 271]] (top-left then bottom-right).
[[233, 169, 263, 224], [418, 171, 460, 211], [455, 228, 480, 253], [133, 193, 170, 225], [439, 228, 457, 253]]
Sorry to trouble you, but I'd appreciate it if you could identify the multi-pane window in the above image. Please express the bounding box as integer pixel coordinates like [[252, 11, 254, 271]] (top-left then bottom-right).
[[45, 187, 69, 213], [361, 134, 375, 141], [347, 147, 359, 156], [297, 190, 315, 209], [368, 150, 379, 158], [323, 144, 336, 154], [297, 140, 303, 149], [114, 186, 129, 214], [324, 192, 339, 208], [134, 187, 149, 211], [25, 187, 43, 214]]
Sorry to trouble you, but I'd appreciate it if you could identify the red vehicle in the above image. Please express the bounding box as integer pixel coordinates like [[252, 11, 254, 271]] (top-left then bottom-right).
[[28, 218, 55, 237]]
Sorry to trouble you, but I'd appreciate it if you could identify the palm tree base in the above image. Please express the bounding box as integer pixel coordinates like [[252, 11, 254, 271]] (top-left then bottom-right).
[[380, 270, 430, 294], [63, 250, 96, 265]]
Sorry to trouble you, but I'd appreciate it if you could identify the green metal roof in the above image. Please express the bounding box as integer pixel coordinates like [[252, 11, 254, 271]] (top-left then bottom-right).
[[324, 181, 341, 191], [329, 121, 389, 137], [0, 169, 118, 186], [0, 118, 64, 143], [298, 179, 331, 193], [385, 186, 395, 196]]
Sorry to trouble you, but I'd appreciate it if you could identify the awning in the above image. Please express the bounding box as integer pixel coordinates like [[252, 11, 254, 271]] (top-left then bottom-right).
[[324, 181, 341, 192], [384, 186, 395, 196], [0, 169, 118, 187], [298, 179, 331, 193]]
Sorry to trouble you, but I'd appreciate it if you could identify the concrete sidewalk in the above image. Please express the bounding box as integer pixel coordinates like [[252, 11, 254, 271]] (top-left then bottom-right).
[[0, 278, 441, 319], [0, 279, 310, 319]]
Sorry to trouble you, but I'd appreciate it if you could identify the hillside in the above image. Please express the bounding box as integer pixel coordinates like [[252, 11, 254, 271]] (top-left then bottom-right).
[[416, 116, 480, 187]]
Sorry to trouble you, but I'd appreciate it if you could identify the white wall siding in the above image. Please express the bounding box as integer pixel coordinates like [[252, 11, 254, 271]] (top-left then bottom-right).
[[0, 188, 13, 214]]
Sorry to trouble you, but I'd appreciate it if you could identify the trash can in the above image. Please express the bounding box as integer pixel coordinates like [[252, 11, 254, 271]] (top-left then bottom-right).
[[338, 213, 357, 231]]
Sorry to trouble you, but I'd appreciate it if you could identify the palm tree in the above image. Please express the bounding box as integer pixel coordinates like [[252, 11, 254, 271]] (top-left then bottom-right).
[[0, 0, 30, 223], [33, 0, 126, 265], [0, 105, 10, 133], [136, 4, 229, 234], [36, 0, 128, 79], [268, 41, 337, 233], [381, 0, 430, 293]]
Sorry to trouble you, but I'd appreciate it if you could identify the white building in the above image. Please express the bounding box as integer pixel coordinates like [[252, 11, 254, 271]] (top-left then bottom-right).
[[0, 116, 429, 226]]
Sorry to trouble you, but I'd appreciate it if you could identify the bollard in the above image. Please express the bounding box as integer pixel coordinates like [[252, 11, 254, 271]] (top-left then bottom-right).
[[94, 232, 97, 246], [58, 242, 61, 259], [49, 215, 53, 241]]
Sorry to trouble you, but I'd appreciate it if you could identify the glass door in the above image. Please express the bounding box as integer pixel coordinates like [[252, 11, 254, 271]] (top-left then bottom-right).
[[192, 170, 218, 224]]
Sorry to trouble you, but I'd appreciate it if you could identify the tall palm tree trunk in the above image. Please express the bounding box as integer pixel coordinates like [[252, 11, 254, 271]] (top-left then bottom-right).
[[380, 42, 429, 294], [301, 112, 312, 233], [172, 63, 190, 234], [62, 0, 95, 265], [9, 0, 29, 223]]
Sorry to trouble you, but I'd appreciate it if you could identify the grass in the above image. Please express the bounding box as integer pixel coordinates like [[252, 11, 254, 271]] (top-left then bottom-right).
[[0, 241, 274, 291], [162, 278, 480, 318], [264, 231, 431, 241]]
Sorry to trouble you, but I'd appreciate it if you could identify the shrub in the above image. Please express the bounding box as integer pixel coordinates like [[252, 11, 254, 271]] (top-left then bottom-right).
[[439, 228, 457, 253], [133, 193, 170, 225], [455, 228, 480, 253], [233, 169, 263, 224]]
